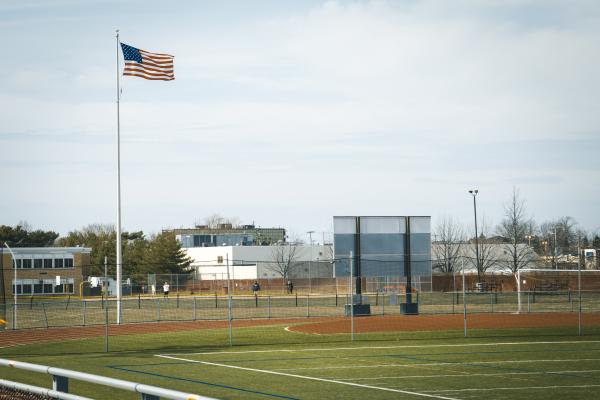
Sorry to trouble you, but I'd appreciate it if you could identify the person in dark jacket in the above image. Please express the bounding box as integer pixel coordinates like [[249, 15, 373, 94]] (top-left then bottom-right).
[[252, 281, 261, 295], [287, 280, 294, 294]]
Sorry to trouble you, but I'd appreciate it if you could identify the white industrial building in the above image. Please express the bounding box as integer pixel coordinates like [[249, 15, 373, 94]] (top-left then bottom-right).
[[182, 245, 332, 280]]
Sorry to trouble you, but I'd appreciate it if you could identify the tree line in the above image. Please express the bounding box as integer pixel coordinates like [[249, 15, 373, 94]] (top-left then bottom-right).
[[433, 188, 598, 286]]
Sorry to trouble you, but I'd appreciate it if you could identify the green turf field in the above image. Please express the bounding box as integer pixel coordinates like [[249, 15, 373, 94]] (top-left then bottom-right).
[[1, 323, 600, 400]]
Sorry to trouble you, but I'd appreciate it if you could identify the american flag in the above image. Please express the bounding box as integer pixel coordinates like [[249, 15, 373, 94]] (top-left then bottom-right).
[[120, 43, 174, 81]]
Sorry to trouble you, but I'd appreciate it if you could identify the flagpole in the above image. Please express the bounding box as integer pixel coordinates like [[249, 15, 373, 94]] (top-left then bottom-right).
[[115, 29, 123, 324]]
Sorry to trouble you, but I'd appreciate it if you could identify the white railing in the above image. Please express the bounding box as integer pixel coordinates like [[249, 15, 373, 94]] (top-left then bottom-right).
[[0, 359, 217, 400]]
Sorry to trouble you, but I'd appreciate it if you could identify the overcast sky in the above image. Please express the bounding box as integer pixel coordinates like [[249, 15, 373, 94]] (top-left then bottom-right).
[[1, 0, 599, 242]]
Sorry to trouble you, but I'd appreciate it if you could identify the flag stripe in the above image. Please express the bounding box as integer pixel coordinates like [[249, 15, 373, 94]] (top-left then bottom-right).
[[139, 49, 174, 58], [123, 73, 175, 81], [123, 70, 174, 79], [140, 57, 173, 68], [124, 62, 173, 74], [140, 52, 173, 61]]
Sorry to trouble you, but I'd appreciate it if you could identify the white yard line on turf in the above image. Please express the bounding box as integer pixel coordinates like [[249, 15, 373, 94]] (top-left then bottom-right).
[[272, 358, 600, 371], [334, 369, 600, 381], [424, 384, 600, 393], [166, 340, 600, 356], [156, 354, 461, 400]]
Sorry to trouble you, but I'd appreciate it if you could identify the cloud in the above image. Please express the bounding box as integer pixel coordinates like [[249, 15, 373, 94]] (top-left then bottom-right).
[[1, 1, 600, 234]]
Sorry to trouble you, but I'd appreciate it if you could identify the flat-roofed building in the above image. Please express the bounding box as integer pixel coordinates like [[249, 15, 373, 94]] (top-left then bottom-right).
[[166, 224, 286, 247], [0, 247, 91, 298]]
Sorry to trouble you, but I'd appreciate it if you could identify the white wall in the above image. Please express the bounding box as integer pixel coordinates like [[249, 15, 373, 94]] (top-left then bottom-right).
[[182, 245, 332, 279]]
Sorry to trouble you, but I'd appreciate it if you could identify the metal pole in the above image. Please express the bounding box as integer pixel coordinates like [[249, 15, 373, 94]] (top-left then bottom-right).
[[462, 257, 467, 337], [105, 300, 109, 353], [554, 230, 558, 269], [469, 190, 480, 280], [350, 251, 354, 341], [104, 256, 107, 298], [452, 257, 456, 314], [307, 231, 314, 294], [517, 269, 522, 314], [4, 243, 17, 330], [578, 240, 582, 336], [115, 29, 123, 325], [226, 254, 232, 346]]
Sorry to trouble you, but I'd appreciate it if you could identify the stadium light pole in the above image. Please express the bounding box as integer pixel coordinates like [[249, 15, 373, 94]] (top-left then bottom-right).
[[307, 230, 314, 294], [468, 190, 480, 281]]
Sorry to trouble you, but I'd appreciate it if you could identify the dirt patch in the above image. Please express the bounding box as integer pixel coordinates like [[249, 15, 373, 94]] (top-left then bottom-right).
[[1, 313, 598, 349], [289, 312, 600, 334], [0, 318, 331, 349]]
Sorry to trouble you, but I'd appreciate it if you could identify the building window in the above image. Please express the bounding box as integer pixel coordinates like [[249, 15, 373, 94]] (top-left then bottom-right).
[[22, 283, 32, 294], [55, 258, 64, 268], [217, 256, 223, 264], [64, 258, 74, 268], [13, 278, 75, 295], [44, 259, 53, 268], [34, 259, 43, 269], [22, 259, 32, 269]]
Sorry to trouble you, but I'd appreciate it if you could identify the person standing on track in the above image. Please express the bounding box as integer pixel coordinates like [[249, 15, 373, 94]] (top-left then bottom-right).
[[163, 281, 170, 298]]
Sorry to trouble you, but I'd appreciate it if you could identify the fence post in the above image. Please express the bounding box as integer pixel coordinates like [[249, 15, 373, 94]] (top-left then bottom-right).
[[177, 293, 180, 309], [105, 300, 109, 353], [255, 294, 258, 308], [215, 293, 218, 309], [268, 296, 271, 319], [138, 292, 141, 309], [156, 298, 160, 321], [375, 292, 378, 306], [83, 300, 87, 326], [42, 302, 49, 328], [527, 291, 531, 313], [295, 293, 298, 307], [306, 294, 310, 318], [193, 297, 197, 321], [490, 292, 494, 313], [382, 292, 385, 316]]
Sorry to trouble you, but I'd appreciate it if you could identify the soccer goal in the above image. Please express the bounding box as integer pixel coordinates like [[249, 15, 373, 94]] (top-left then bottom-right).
[[516, 268, 600, 313]]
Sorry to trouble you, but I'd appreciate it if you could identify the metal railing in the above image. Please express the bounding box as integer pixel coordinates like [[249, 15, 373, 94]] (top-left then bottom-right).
[[0, 359, 217, 400]]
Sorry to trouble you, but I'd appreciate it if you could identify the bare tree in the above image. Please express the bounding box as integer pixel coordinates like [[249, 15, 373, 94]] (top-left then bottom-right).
[[432, 216, 465, 274], [496, 188, 536, 286], [196, 214, 242, 229], [469, 217, 496, 281], [540, 216, 579, 267], [269, 244, 300, 282]]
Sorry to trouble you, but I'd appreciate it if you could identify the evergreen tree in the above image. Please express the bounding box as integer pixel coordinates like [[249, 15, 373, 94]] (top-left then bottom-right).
[[141, 232, 192, 274], [0, 224, 59, 247]]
